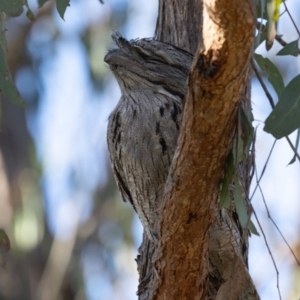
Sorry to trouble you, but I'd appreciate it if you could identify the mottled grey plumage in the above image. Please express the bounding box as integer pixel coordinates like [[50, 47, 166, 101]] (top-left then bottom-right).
[[105, 33, 193, 239]]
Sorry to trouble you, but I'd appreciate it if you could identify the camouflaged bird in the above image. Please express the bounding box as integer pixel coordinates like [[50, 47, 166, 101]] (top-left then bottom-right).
[[105, 33, 193, 239]]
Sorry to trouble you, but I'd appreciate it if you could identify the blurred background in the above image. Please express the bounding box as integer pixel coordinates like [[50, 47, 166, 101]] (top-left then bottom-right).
[[0, 0, 299, 299]]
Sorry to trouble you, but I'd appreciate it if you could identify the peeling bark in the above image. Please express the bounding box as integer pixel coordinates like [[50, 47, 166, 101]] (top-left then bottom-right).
[[137, 1, 259, 299]]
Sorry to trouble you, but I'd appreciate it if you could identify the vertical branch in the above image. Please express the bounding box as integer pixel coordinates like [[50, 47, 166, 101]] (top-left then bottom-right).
[[137, 0, 259, 299], [153, 0, 258, 299]]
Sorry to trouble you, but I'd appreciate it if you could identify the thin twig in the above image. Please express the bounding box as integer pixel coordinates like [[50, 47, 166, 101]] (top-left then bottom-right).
[[250, 140, 276, 201], [282, 1, 300, 37], [252, 208, 282, 300], [251, 59, 275, 107], [284, 137, 300, 161], [251, 135, 300, 265], [257, 181, 300, 265], [251, 59, 300, 162]]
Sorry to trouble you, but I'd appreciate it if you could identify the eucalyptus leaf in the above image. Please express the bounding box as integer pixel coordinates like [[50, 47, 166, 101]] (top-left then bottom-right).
[[38, 0, 50, 8], [248, 220, 260, 236], [56, 0, 70, 20], [254, 53, 285, 98], [234, 135, 246, 167], [238, 106, 254, 154], [273, 0, 282, 21], [0, 17, 25, 107], [0, 0, 24, 17], [264, 74, 300, 139], [277, 39, 299, 57], [233, 175, 249, 228]]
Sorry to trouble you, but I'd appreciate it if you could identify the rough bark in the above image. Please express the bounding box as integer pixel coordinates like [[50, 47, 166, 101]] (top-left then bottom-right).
[[155, 0, 203, 54], [106, 36, 193, 241], [137, 0, 259, 299]]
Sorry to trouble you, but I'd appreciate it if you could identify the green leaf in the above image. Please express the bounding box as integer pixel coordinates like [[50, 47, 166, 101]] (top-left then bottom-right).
[[277, 39, 299, 57], [288, 129, 300, 165], [272, 0, 282, 21], [248, 220, 260, 236], [220, 152, 234, 209], [234, 106, 254, 166], [233, 175, 249, 228], [254, 53, 285, 98], [0, 0, 24, 17], [235, 134, 246, 165], [0, 17, 25, 108], [38, 0, 50, 8], [56, 0, 70, 20], [238, 106, 254, 154], [264, 74, 300, 139]]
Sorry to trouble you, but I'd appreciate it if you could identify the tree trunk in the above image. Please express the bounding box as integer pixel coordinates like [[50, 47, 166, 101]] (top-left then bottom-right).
[[137, 0, 259, 299]]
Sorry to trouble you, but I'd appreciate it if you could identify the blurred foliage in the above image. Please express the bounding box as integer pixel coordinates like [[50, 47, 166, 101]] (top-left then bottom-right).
[[0, 0, 70, 111], [256, 1, 300, 140], [0, 0, 135, 299]]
